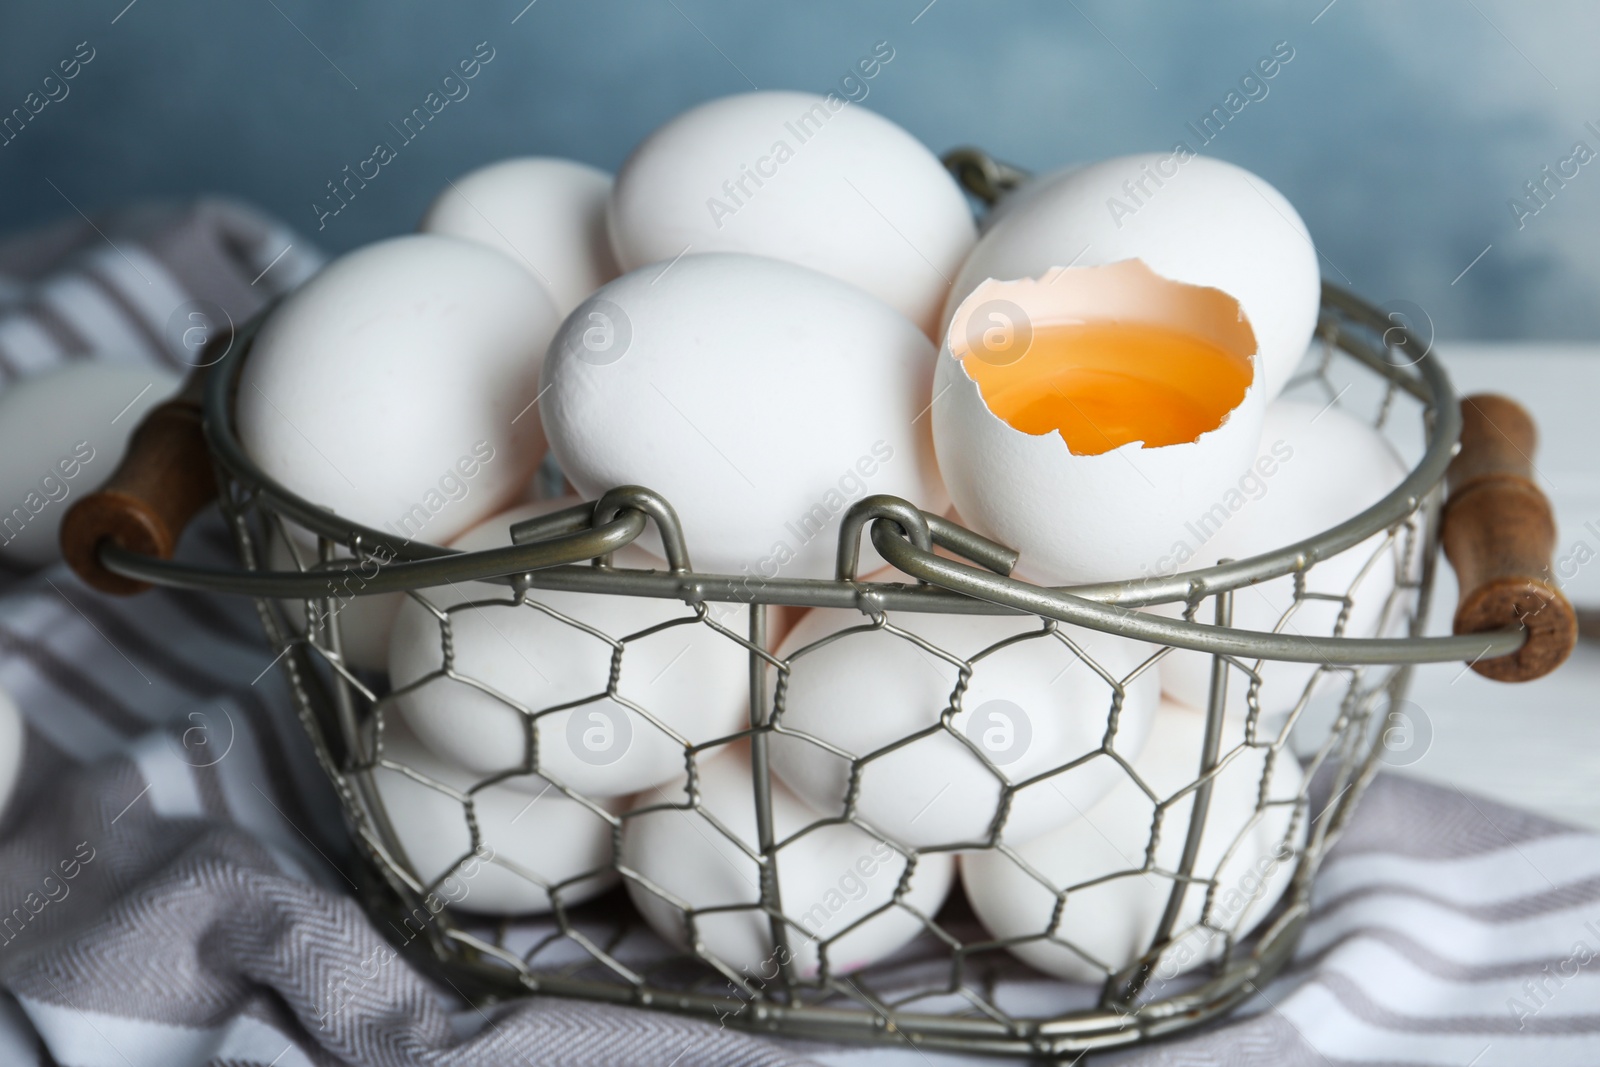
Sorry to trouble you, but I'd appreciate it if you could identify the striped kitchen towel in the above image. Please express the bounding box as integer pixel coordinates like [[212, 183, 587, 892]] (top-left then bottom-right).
[[0, 204, 1596, 1066], [0, 198, 319, 377]]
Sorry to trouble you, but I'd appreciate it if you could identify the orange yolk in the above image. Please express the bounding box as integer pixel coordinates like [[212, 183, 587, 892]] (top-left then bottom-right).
[[969, 321, 1254, 456]]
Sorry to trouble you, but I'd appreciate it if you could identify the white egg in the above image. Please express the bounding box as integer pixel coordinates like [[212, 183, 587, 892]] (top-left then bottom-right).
[[267, 529, 401, 673], [0, 363, 180, 566], [391, 497, 749, 798], [371, 716, 619, 916], [540, 253, 947, 580], [961, 697, 1305, 984], [236, 234, 559, 546], [622, 745, 954, 978], [948, 153, 1319, 401], [0, 684, 24, 822], [1153, 400, 1410, 721], [608, 91, 975, 337], [934, 261, 1267, 585], [420, 157, 620, 316], [770, 605, 1160, 849]]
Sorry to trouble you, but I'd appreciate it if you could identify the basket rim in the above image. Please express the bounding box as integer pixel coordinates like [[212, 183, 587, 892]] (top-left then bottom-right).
[[95, 281, 1525, 665], [211, 282, 1451, 593]]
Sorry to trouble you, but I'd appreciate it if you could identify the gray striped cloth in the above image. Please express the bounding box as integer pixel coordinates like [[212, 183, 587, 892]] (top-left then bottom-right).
[[0, 205, 1596, 1067]]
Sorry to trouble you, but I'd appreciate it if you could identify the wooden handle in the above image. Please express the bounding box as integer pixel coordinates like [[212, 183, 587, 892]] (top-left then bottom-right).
[[60, 369, 218, 595], [1441, 394, 1577, 682]]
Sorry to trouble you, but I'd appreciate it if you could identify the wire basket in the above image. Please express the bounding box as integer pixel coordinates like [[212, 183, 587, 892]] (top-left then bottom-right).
[[61, 150, 1576, 1060]]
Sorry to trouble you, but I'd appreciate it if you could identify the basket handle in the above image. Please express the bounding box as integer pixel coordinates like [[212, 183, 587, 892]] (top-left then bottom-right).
[[1441, 393, 1576, 681], [61, 368, 218, 595]]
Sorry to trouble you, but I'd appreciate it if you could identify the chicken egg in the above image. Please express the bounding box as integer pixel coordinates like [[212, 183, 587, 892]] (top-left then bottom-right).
[[622, 744, 954, 978], [420, 157, 620, 316], [540, 253, 947, 580], [371, 715, 619, 915], [947, 153, 1320, 401], [236, 234, 560, 546], [961, 696, 1305, 984], [390, 497, 749, 799], [1152, 399, 1410, 722], [934, 260, 1266, 585], [0, 362, 179, 566], [769, 605, 1160, 849], [608, 91, 975, 337]]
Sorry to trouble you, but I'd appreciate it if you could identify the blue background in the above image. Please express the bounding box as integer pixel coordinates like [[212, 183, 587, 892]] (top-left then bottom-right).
[[0, 0, 1594, 339]]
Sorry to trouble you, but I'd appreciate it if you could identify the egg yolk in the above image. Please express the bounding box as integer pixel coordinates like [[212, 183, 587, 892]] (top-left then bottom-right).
[[970, 321, 1253, 455]]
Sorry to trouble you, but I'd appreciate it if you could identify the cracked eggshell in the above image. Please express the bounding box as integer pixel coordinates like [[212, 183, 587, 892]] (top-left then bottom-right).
[[961, 696, 1306, 984], [420, 157, 620, 316], [622, 744, 954, 977], [540, 253, 947, 580], [608, 91, 975, 338], [237, 234, 561, 547], [769, 605, 1160, 849], [390, 497, 749, 799], [947, 154, 1319, 400], [1152, 399, 1409, 721], [372, 716, 620, 916], [933, 261, 1266, 586]]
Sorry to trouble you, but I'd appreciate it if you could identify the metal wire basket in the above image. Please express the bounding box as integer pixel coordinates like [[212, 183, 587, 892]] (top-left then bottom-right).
[[61, 150, 1577, 1060]]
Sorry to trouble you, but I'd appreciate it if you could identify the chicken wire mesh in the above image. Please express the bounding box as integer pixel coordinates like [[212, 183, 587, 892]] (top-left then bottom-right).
[[178, 283, 1480, 1060]]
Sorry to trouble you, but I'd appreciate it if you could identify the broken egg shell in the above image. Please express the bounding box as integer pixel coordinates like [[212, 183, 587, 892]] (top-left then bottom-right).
[[932, 261, 1267, 586], [945, 153, 1320, 402]]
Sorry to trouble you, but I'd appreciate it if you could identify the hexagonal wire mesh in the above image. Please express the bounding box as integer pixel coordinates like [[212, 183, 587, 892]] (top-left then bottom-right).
[[162, 278, 1511, 1062]]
